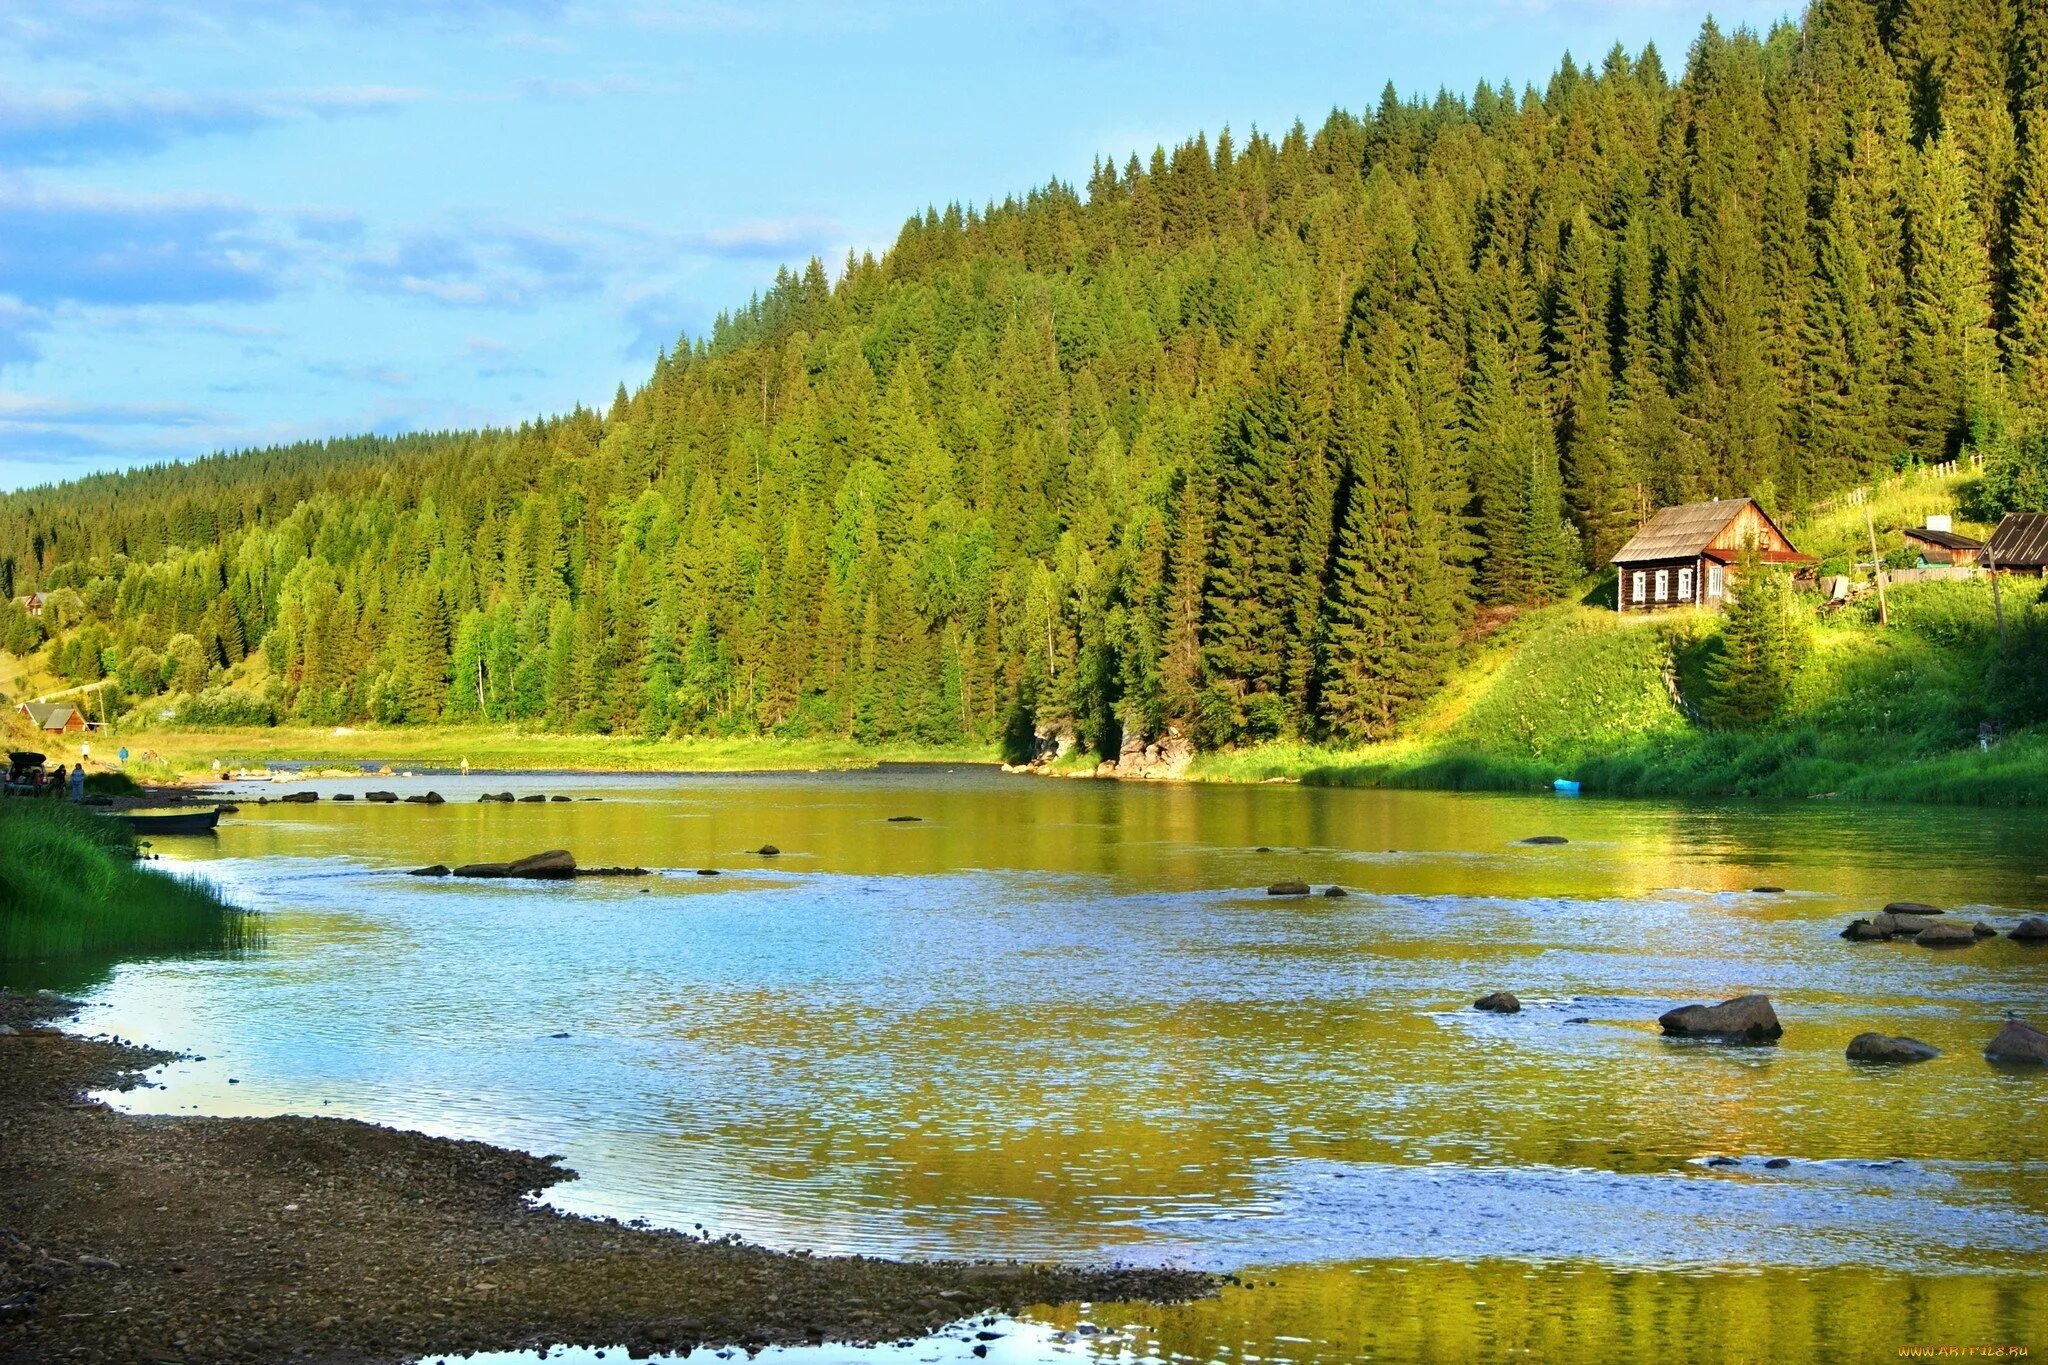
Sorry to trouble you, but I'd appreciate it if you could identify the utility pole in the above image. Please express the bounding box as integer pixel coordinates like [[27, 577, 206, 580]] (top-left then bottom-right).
[[1988, 546, 2006, 645], [1863, 503, 1889, 628]]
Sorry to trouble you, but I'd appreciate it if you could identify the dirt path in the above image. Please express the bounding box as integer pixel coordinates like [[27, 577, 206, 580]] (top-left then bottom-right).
[[0, 991, 1211, 1363]]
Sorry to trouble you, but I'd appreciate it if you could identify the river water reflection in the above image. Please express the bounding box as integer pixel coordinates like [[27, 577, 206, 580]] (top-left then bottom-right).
[[36, 766, 2048, 1359]]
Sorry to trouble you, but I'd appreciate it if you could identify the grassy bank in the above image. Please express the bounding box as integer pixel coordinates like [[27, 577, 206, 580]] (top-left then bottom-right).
[[0, 800, 249, 961], [110, 727, 998, 780], [1193, 583, 2048, 806]]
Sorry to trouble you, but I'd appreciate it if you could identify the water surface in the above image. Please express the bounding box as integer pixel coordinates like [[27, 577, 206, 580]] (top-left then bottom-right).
[[37, 767, 2048, 1360]]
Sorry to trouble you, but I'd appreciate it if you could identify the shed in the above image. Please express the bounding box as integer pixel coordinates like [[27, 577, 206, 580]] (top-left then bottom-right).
[[12, 592, 41, 617], [18, 701, 85, 734], [1610, 498, 1812, 613], [1985, 513, 2048, 576], [1903, 522, 1984, 567]]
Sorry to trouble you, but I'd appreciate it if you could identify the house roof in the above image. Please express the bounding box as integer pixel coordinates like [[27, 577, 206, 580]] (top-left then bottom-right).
[[1987, 512, 2048, 567], [1904, 526, 1984, 551], [20, 701, 77, 730], [1610, 498, 1810, 565]]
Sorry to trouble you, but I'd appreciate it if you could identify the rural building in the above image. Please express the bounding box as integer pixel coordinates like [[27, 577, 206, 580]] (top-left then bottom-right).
[[1903, 516, 1984, 567], [1985, 512, 2048, 576], [11, 592, 41, 617], [19, 701, 86, 734], [1611, 497, 1812, 613]]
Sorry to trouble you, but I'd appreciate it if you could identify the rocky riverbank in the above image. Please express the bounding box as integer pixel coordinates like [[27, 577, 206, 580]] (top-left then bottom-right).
[[0, 991, 1212, 1363]]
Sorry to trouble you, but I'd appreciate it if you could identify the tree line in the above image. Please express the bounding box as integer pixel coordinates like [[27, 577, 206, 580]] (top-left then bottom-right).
[[5, 0, 2048, 755]]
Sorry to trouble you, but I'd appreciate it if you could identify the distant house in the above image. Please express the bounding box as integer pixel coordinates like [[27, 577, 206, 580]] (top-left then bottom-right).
[[1985, 512, 2048, 576], [11, 592, 40, 617], [1611, 497, 1813, 613], [1903, 516, 1984, 568], [19, 701, 86, 734]]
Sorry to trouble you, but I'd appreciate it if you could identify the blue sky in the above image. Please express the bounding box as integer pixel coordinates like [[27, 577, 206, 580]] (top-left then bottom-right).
[[0, 0, 1797, 492]]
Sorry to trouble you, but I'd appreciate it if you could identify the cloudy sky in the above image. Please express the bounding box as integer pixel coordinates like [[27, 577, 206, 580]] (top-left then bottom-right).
[[0, 0, 1795, 491]]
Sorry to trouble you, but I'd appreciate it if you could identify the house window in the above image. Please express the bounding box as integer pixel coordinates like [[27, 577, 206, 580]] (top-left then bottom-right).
[[1677, 567, 1694, 602], [1654, 569, 1669, 602], [1631, 570, 1645, 605], [1707, 564, 1724, 597]]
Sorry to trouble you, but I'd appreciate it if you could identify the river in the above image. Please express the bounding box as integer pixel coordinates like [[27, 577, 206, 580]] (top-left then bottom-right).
[[21, 766, 2048, 1361]]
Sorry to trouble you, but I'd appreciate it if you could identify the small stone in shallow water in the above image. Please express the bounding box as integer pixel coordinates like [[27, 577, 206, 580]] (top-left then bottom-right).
[[1751, 886, 1785, 893], [1914, 921, 1978, 947], [2011, 918, 2048, 942], [1519, 835, 1568, 846], [886, 815, 923, 822], [1705, 1156, 1737, 1167], [756, 844, 781, 856], [1658, 994, 1782, 1043], [1322, 885, 1349, 897], [696, 869, 721, 876], [1473, 991, 1521, 1014], [1846, 1032, 1940, 1062], [1764, 1158, 1791, 1169], [1265, 881, 1311, 896]]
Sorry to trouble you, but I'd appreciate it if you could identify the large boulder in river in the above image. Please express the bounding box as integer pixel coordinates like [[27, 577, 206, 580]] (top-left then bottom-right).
[[1913, 921, 1978, 948], [280, 790, 318, 803], [365, 791, 398, 803], [1984, 1019, 2048, 1065], [1841, 918, 1890, 941], [404, 791, 444, 805], [1883, 901, 1944, 916], [1474, 991, 1521, 1014], [2010, 918, 2048, 943], [1846, 1032, 1940, 1062], [453, 850, 577, 880], [1658, 994, 1782, 1043]]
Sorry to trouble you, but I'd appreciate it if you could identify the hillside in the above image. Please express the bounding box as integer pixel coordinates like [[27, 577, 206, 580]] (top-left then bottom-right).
[[4, 0, 2048, 788]]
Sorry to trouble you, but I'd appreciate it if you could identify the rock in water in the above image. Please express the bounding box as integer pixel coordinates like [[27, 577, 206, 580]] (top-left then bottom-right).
[[1474, 991, 1521, 1014], [280, 790, 318, 803], [886, 815, 923, 822], [1972, 921, 1997, 937], [1883, 901, 1944, 916], [406, 864, 451, 878], [1841, 918, 1888, 941], [1913, 921, 1978, 947], [518, 794, 547, 803], [550, 795, 571, 802], [1519, 835, 1569, 846], [2010, 918, 2048, 942], [1322, 885, 1349, 898], [332, 793, 355, 802], [1846, 1032, 1940, 1062], [454, 850, 577, 880], [1658, 994, 1782, 1043], [365, 791, 398, 803], [1752, 886, 1786, 894], [1265, 881, 1311, 896], [403, 791, 444, 805], [756, 844, 781, 856], [1984, 1020, 2048, 1065], [506, 849, 575, 878]]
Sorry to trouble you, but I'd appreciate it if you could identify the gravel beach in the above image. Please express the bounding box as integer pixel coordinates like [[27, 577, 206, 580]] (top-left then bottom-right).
[[0, 989, 1213, 1363]]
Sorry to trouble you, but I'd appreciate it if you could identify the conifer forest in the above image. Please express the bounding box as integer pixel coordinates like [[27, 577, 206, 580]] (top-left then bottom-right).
[[7, 0, 2048, 759]]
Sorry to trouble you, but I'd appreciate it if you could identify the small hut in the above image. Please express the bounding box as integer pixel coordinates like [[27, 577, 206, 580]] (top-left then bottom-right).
[[1611, 497, 1812, 613], [18, 702, 85, 734], [1903, 516, 1984, 567], [1985, 512, 2048, 576]]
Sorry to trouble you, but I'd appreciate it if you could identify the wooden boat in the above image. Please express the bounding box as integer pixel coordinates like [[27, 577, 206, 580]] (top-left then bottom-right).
[[113, 807, 223, 836]]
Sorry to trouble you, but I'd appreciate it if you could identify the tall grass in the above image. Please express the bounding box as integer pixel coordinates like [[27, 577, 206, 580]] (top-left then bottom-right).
[[0, 800, 250, 961]]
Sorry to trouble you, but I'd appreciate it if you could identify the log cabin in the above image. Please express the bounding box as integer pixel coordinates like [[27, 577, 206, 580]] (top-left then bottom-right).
[[1611, 498, 1812, 613], [1985, 512, 2048, 576], [1903, 517, 1984, 567]]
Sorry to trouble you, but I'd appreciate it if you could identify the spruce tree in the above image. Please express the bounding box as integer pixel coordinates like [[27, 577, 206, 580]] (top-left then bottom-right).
[[1704, 545, 1807, 728]]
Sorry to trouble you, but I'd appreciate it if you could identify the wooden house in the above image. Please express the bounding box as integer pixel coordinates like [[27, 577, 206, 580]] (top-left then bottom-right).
[[1611, 498, 1812, 613], [11, 592, 41, 617], [1903, 517, 1984, 567], [19, 701, 86, 734], [1985, 512, 2048, 576]]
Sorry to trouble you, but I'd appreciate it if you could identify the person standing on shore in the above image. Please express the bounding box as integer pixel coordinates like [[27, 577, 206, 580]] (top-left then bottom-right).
[[80, 739, 90, 766], [70, 764, 85, 801]]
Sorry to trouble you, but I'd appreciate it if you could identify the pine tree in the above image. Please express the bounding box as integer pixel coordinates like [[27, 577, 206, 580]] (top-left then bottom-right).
[[1703, 545, 1807, 729], [1899, 136, 1998, 458]]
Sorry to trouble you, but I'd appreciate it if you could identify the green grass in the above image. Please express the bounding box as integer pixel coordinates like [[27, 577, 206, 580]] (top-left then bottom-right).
[[1194, 581, 2048, 806], [110, 726, 998, 780], [0, 800, 251, 962]]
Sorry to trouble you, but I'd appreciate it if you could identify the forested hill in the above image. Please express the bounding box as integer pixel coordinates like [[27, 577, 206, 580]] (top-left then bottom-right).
[[6, 0, 2048, 757]]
